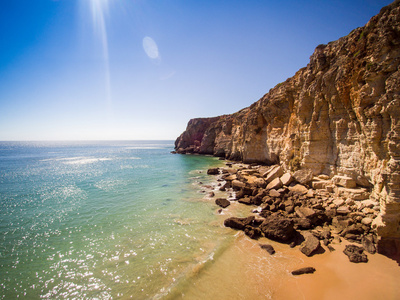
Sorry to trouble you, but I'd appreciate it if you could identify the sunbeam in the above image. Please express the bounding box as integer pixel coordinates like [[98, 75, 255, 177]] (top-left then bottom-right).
[[89, 0, 112, 115]]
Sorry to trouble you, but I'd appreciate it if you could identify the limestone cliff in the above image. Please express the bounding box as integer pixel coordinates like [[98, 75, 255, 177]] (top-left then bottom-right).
[[175, 1, 400, 253]]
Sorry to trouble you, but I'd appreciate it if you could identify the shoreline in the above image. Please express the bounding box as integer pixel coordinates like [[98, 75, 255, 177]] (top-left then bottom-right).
[[170, 157, 400, 299], [172, 232, 400, 300]]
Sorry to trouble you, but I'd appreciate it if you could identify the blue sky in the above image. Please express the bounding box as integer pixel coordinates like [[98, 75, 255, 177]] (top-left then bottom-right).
[[0, 0, 393, 141]]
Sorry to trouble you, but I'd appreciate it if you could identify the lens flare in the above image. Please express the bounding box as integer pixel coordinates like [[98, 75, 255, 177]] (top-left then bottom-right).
[[143, 36, 160, 60]]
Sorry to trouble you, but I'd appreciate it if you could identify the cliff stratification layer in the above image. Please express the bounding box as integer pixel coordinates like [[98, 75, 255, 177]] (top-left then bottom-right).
[[175, 1, 400, 254]]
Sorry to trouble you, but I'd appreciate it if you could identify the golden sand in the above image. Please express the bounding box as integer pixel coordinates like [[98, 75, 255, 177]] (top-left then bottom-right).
[[174, 232, 400, 300]]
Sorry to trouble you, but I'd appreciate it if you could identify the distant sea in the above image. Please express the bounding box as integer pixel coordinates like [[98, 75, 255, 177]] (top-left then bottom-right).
[[0, 141, 234, 299]]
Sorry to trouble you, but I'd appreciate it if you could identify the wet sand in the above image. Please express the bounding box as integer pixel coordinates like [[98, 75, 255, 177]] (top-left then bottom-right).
[[174, 232, 400, 300]]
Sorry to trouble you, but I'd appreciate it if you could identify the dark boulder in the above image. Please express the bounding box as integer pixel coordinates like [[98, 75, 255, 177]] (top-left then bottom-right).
[[285, 205, 295, 214], [238, 197, 253, 205], [300, 232, 322, 257], [362, 236, 377, 254], [235, 189, 245, 199], [219, 182, 229, 191], [244, 226, 262, 239], [332, 216, 353, 231], [295, 206, 317, 219], [291, 267, 316, 275], [224, 216, 255, 230], [293, 218, 312, 230], [252, 194, 264, 206], [320, 230, 331, 240], [215, 198, 230, 208], [260, 244, 275, 255], [340, 224, 365, 237], [207, 168, 219, 175], [343, 244, 368, 263], [259, 213, 296, 242]]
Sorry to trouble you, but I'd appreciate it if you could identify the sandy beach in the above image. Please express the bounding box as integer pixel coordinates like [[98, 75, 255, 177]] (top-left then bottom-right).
[[173, 230, 400, 300]]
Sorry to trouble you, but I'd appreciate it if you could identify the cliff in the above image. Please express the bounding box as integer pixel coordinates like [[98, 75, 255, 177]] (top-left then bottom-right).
[[175, 1, 400, 256]]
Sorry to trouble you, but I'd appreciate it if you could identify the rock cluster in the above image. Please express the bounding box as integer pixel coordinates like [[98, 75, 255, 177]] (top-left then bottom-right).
[[174, 0, 400, 259], [209, 163, 381, 262]]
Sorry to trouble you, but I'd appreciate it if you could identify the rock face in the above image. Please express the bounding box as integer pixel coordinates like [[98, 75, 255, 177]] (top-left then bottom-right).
[[175, 1, 400, 255]]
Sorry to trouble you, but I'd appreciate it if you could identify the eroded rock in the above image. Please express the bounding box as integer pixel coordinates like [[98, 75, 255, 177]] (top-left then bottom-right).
[[343, 244, 368, 263]]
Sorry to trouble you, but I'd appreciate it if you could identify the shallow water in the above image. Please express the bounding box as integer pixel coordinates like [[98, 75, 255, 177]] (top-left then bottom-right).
[[0, 141, 233, 299], [3, 141, 398, 300]]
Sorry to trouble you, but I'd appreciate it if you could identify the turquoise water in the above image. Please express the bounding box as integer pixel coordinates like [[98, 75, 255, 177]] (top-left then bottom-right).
[[0, 141, 230, 299]]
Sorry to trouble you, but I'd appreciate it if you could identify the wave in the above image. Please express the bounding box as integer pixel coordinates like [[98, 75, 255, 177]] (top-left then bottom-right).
[[40, 156, 141, 164], [156, 237, 233, 300]]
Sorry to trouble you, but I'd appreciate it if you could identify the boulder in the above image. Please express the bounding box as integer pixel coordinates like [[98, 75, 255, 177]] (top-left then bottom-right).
[[264, 166, 284, 183], [223, 174, 237, 181], [260, 244, 275, 255], [285, 205, 295, 214], [238, 197, 253, 205], [222, 167, 237, 175], [306, 189, 315, 198], [207, 168, 219, 175], [312, 180, 330, 190], [361, 217, 373, 226], [269, 189, 281, 197], [343, 244, 368, 263], [300, 232, 322, 256], [333, 199, 345, 207], [362, 236, 377, 254], [295, 206, 317, 219], [326, 185, 334, 193], [293, 169, 313, 185], [288, 184, 308, 195], [291, 267, 316, 275], [266, 177, 283, 190], [361, 199, 379, 208], [341, 226, 365, 242], [259, 166, 274, 176], [259, 213, 296, 242], [332, 175, 356, 188], [244, 226, 262, 239], [332, 216, 353, 230], [232, 180, 246, 190], [280, 173, 293, 186], [251, 193, 264, 206], [224, 216, 255, 230], [253, 177, 267, 188], [336, 187, 369, 200], [320, 230, 331, 240], [219, 182, 229, 191], [215, 198, 230, 208], [293, 217, 312, 230], [337, 206, 351, 215]]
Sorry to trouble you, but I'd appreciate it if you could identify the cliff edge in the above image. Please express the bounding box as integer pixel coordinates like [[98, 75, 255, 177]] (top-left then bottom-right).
[[175, 1, 400, 258]]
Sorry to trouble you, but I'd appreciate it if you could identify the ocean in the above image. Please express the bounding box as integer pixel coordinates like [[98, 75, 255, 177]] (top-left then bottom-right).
[[0, 140, 239, 299]]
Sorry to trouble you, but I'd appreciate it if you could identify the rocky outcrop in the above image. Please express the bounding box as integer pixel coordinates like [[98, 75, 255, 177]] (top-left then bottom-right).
[[212, 162, 383, 262], [175, 1, 400, 258]]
